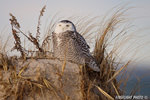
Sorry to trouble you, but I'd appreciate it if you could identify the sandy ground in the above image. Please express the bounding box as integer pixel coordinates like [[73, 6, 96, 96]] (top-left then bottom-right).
[[0, 58, 83, 100]]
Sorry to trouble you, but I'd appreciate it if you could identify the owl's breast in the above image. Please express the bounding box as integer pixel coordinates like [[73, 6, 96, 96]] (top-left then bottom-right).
[[52, 32, 85, 64], [56, 37, 61, 46]]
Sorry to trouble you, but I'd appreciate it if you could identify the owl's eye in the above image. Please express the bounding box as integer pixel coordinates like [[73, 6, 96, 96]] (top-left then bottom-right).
[[66, 25, 70, 27], [59, 25, 61, 26]]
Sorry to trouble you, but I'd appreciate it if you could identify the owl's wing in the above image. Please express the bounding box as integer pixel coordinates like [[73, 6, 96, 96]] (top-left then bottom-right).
[[75, 32, 90, 53], [62, 31, 90, 53]]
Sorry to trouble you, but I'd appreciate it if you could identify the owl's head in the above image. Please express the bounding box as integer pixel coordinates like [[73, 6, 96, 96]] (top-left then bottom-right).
[[54, 20, 76, 33]]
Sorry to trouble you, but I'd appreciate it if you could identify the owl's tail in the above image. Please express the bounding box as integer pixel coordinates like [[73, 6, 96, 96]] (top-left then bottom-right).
[[85, 56, 100, 72]]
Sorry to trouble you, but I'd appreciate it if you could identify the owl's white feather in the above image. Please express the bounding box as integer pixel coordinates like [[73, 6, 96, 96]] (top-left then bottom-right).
[[54, 21, 75, 34], [54, 21, 76, 45]]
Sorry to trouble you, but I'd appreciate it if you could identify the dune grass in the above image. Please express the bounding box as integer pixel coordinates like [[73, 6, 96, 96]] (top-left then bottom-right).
[[0, 5, 148, 100]]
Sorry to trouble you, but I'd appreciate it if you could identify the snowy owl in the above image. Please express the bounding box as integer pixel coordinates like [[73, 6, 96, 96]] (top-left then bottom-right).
[[52, 20, 100, 72]]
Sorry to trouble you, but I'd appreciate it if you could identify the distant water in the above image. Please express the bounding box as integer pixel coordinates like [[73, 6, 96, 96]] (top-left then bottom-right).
[[116, 65, 150, 98]]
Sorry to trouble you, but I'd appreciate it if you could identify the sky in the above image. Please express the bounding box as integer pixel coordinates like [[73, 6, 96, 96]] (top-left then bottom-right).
[[0, 0, 150, 65]]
